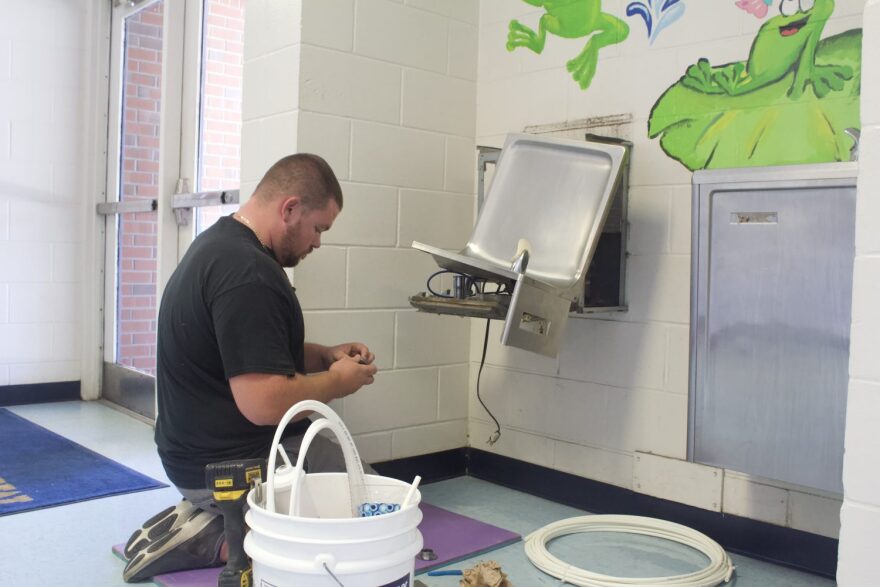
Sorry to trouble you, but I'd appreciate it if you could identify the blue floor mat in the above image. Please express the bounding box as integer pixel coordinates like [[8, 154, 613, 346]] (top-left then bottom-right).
[[0, 408, 166, 516]]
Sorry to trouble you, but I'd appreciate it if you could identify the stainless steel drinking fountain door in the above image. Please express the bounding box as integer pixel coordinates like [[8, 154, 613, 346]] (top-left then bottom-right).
[[412, 134, 628, 357], [690, 163, 857, 494]]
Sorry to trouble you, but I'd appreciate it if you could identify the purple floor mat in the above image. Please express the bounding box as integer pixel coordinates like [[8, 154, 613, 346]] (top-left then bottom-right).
[[112, 502, 520, 586]]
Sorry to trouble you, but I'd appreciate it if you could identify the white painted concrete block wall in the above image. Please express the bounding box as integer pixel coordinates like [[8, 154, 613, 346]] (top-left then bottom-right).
[[472, 0, 868, 538], [0, 1, 89, 389], [838, 1, 880, 583], [241, 0, 478, 462]]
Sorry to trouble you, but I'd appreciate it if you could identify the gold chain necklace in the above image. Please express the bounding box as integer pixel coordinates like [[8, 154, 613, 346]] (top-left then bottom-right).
[[235, 213, 270, 249]]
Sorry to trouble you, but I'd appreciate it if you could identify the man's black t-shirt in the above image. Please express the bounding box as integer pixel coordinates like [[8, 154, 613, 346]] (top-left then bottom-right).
[[155, 216, 309, 489]]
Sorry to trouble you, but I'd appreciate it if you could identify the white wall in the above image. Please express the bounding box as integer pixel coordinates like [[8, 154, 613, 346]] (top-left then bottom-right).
[[0, 1, 92, 391], [241, 0, 478, 462], [471, 0, 867, 538], [838, 1, 880, 583]]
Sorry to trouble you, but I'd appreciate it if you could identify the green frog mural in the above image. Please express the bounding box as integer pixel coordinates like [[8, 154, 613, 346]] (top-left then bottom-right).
[[506, 0, 630, 90], [648, 0, 862, 170]]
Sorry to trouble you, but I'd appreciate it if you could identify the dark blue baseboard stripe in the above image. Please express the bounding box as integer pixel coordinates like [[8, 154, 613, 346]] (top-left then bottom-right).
[[374, 447, 837, 579], [373, 448, 468, 484], [0, 381, 81, 407], [466, 449, 838, 579]]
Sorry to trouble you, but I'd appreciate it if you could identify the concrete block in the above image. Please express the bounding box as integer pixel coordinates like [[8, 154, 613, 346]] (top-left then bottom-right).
[[8, 283, 54, 323], [347, 247, 437, 308], [399, 189, 473, 250], [849, 322, 880, 382], [51, 322, 79, 361], [302, 310, 395, 370], [405, 0, 478, 24], [296, 111, 351, 181], [469, 419, 554, 466], [0, 284, 7, 323], [243, 0, 301, 62], [445, 136, 476, 194], [356, 0, 448, 73], [448, 21, 478, 80], [241, 45, 300, 120], [324, 183, 398, 246], [0, 242, 51, 282], [302, 0, 354, 52], [438, 363, 469, 420], [668, 184, 692, 255], [241, 112, 298, 182], [476, 68, 569, 138], [838, 501, 880, 586], [851, 256, 880, 325], [860, 1, 880, 123], [396, 311, 470, 367], [627, 186, 671, 256], [352, 431, 392, 464], [633, 452, 722, 511], [350, 122, 445, 190], [855, 126, 880, 255], [291, 246, 347, 310], [557, 318, 667, 391], [9, 201, 79, 243], [553, 440, 633, 489], [300, 45, 401, 124], [343, 367, 438, 433], [624, 254, 691, 324], [0, 323, 53, 363], [391, 420, 467, 459], [402, 69, 476, 137], [8, 360, 80, 385], [0, 366, 8, 386], [0, 199, 8, 239], [665, 324, 690, 395], [842, 380, 880, 504], [51, 243, 79, 283], [618, 389, 688, 459]]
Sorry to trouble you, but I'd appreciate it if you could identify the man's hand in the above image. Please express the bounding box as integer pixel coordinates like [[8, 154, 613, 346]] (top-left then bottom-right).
[[329, 354, 377, 397], [327, 342, 375, 368]]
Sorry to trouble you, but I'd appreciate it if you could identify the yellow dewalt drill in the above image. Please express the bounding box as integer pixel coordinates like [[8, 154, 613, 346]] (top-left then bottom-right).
[[205, 459, 266, 587]]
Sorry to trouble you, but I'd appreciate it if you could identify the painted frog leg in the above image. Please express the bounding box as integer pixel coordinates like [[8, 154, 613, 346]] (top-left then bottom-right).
[[566, 13, 629, 90], [808, 64, 853, 98], [788, 28, 821, 99], [507, 18, 547, 53]]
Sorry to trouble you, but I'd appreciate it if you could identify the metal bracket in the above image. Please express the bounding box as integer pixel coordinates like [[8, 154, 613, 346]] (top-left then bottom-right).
[[96, 199, 157, 215], [170, 177, 240, 226], [476, 145, 501, 211]]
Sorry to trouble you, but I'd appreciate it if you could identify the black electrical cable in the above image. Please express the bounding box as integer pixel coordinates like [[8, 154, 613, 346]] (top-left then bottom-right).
[[476, 318, 501, 445]]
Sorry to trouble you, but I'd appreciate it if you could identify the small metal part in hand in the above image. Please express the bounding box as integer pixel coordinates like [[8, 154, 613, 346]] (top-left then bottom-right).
[[417, 548, 438, 561]]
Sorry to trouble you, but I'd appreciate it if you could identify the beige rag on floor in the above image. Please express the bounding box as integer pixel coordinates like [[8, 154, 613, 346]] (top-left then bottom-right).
[[459, 560, 513, 587]]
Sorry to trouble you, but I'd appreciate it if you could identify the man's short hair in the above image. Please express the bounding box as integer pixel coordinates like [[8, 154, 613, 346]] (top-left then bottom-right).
[[253, 153, 343, 210]]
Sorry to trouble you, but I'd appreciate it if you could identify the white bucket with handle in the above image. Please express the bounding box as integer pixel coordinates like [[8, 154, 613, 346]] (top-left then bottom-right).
[[244, 400, 423, 587]]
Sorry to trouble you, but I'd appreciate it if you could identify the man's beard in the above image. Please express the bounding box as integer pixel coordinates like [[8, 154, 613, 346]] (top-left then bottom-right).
[[276, 225, 304, 268]]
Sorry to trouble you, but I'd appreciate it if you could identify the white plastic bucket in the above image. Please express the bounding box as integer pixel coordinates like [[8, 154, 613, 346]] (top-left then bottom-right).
[[244, 401, 423, 587]]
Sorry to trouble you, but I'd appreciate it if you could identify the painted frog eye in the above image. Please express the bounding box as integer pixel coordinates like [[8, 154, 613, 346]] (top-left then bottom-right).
[[799, 0, 815, 10], [779, 0, 798, 16]]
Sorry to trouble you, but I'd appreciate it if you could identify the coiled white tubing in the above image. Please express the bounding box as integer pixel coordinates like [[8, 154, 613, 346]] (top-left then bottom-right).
[[524, 515, 736, 587]]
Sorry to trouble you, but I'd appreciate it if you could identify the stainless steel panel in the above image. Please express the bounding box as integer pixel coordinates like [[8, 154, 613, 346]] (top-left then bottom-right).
[[466, 134, 626, 291], [690, 164, 856, 494], [103, 362, 156, 421]]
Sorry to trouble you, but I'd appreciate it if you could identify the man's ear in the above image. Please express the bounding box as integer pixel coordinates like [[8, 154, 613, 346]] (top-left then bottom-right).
[[280, 195, 303, 223]]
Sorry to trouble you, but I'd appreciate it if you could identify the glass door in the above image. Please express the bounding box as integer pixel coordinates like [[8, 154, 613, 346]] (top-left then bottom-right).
[[100, 0, 244, 419]]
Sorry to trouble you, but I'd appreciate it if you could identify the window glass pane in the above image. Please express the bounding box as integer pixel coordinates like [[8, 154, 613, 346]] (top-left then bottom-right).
[[195, 0, 244, 234], [116, 0, 164, 376]]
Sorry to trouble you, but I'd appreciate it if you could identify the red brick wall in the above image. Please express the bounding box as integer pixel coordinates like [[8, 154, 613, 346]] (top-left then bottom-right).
[[197, 0, 244, 231], [117, 2, 163, 375]]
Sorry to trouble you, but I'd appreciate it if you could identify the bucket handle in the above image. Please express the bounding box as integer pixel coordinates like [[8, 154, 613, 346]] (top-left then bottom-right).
[[265, 400, 366, 515], [286, 417, 345, 516]]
